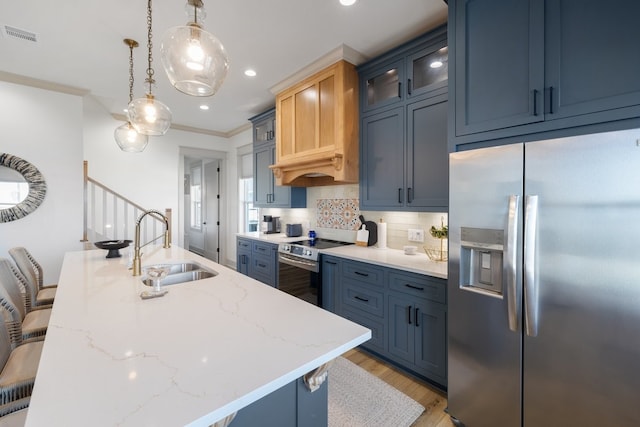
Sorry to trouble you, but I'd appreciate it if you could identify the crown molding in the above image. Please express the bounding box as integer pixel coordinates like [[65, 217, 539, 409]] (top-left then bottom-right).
[[111, 113, 252, 139], [269, 44, 367, 95], [0, 71, 90, 96]]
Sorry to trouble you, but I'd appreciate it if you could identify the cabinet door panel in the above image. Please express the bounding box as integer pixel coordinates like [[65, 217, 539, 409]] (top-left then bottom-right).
[[295, 84, 317, 153], [360, 107, 405, 209], [253, 146, 272, 207], [319, 76, 335, 150], [361, 59, 405, 113], [388, 294, 415, 365], [279, 97, 294, 158], [321, 256, 341, 312], [454, 0, 545, 136], [407, 95, 449, 209], [407, 41, 449, 99], [250, 254, 276, 287], [545, 0, 640, 120], [254, 116, 274, 144], [414, 300, 447, 380], [270, 146, 292, 208]]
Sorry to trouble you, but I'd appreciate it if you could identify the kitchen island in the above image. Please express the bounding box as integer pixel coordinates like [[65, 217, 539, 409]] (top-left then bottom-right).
[[25, 246, 370, 426]]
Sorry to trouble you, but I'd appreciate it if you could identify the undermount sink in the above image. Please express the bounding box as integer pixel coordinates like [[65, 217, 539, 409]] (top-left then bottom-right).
[[141, 262, 218, 287]]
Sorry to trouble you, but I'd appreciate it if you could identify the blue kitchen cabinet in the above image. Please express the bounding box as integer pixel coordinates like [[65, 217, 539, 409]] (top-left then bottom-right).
[[359, 26, 449, 212], [450, 0, 640, 146], [406, 94, 448, 210], [387, 271, 447, 387], [252, 110, 275, 144], [322, 254, 447, 389], [237, 237, 252, 276], [249, 109, 306, 208], [360, 95, 448, 211], [236, 237, 278, 287], [359, 26, 448, 115], [321, 255, 340, 312], [360, 107, 405, 209]]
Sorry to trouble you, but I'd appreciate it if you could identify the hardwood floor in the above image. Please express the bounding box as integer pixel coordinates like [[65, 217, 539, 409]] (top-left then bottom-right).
[[342, 348, 455, 427]]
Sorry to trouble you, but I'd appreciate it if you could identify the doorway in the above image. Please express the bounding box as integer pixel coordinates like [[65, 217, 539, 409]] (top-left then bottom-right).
[[182, 152, 225, 264]]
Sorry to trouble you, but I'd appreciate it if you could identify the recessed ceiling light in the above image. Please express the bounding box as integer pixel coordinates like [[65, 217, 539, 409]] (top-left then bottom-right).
[[244, 69, 257, 77], [340, 0, 357, 5], [430, 60, 444, 69], [199, 105, 209, 111]]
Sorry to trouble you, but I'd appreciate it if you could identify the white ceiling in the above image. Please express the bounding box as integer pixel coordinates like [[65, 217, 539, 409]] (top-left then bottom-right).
[[0, 0, 448, 136]]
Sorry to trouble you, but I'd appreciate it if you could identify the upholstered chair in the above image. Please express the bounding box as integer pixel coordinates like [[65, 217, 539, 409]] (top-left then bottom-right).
[[0, 315, 44, 407], [0, 397, 29, 424], [7, 248, 55, 306], [0, 260, 50, 348]]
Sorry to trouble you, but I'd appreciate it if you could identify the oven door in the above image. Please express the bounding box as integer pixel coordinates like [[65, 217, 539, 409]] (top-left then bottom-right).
[[278, 253, 321, 306], [278, 253, 319, 273]]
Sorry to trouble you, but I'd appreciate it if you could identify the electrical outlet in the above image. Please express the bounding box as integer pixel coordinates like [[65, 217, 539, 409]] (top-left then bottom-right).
[[408, 228, 425, 242]]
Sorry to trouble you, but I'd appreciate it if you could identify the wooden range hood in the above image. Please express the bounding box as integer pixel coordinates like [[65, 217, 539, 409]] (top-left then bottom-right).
[[270, 60, 359, 187]]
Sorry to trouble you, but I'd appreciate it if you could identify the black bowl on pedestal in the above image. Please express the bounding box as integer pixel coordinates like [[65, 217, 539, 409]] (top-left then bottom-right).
[[94, 240, 132, 258]]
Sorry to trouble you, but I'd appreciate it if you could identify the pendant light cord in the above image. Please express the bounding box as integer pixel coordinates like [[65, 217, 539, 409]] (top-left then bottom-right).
[[146, 0, 155, 92], [128, 43, 135, 103]]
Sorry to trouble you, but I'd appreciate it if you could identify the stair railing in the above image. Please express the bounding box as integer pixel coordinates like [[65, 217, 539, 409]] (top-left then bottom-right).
[[81, 161, 171, 248]]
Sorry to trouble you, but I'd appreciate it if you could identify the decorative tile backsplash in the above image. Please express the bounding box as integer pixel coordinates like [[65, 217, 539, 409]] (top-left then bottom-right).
[[317, 198, 361, 230], [260, 185, 448, 250]]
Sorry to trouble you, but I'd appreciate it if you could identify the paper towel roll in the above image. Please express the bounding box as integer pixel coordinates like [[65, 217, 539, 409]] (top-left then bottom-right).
[[377, 220, 387, 249]]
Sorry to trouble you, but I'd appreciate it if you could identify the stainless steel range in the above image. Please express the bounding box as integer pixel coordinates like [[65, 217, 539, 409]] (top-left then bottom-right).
[[277, 238, 351, 306]]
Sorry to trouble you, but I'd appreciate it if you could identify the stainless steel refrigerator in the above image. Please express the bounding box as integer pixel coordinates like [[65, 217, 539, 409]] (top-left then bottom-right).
[[447, 128, 640, 427]]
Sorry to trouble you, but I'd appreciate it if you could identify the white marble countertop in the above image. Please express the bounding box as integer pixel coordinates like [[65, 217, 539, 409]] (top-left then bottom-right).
[[321, 245, 448, 279], [26, 246, 370, 427], [236, 231, 303, 244]]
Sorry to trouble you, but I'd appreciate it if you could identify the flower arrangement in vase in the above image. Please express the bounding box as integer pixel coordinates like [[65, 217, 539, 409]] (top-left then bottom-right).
[[425, 216, 448, 262]]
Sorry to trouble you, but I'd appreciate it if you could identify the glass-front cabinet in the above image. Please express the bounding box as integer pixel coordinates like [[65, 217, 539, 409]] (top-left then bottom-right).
[[407, 41, 448, 99], [253, 114, 275, 144], [362, 59, 405, 113], [359, 28, 448, 115]]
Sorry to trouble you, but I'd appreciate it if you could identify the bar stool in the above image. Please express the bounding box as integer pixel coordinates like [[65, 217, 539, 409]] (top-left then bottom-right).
[[0, 260, 50, 347], [0, 316, 43, 407], [0, 398, 29, 426], [7, 248, 55, 306]]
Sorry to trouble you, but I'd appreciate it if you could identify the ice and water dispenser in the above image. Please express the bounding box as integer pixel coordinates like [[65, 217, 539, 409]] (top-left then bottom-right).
[[459, 227, 505, 295]]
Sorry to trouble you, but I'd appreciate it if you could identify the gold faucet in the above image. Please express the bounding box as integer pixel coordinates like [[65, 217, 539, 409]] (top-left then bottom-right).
[[132, 210, 171, 276]]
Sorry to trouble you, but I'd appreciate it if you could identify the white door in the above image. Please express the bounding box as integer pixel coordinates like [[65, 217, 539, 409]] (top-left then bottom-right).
[[203, 161, 219, 262]]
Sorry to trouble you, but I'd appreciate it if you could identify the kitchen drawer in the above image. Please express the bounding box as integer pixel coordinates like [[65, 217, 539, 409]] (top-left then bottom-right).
[[341, 308, 386, 354], [389, 271, 446, 304], [252, 241, 277, 259], [342, 280, 384, 318], [342, 260, 385, 288], [249, 254, 276, 287], [237, 238, 252, 251]]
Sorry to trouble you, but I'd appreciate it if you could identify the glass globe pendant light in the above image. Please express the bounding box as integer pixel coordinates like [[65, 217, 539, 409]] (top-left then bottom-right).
[[114, 39, 149, 152], [128, 0, 172, 136], [160, 0, 229, 97]]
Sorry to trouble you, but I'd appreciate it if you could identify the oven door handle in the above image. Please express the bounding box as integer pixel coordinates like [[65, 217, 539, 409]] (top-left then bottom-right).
[[278, 253, 319, 273]]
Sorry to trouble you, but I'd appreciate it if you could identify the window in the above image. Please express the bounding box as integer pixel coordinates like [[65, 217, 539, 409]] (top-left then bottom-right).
[[190, 165, 202, 230], [238, 152, 257, 233]]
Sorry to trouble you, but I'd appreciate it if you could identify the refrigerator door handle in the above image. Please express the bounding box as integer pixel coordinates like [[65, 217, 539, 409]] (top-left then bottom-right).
[[524, 195, 539, 337], [506, 194, 520, 332]]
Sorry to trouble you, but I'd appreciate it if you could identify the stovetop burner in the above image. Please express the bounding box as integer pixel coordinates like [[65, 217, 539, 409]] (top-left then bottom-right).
[[289, 238, 351, 250], [278, 238, 352, 262]]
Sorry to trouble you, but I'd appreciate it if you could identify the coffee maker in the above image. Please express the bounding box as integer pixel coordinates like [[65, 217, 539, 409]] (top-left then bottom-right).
[[263, 215, 281, 234]]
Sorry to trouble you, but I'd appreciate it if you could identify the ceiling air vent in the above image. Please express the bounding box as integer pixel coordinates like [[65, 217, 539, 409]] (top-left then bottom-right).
[[2, 25, 38, 43]]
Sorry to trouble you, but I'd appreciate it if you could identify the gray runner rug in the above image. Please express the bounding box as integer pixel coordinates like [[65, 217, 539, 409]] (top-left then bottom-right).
[[328, 357, 425, 427]]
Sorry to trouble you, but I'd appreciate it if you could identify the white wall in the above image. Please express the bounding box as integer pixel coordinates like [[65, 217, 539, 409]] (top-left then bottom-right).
[[0, 81, 84, 284]]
